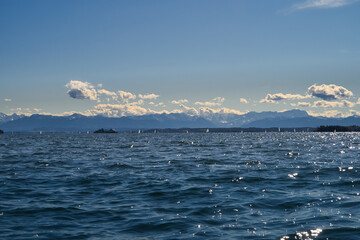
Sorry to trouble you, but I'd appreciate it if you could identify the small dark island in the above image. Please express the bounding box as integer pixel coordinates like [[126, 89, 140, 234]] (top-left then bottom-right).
[[94, 128, 118, 133], [0, 129, 3, 134], [314, 125, 360, 132]]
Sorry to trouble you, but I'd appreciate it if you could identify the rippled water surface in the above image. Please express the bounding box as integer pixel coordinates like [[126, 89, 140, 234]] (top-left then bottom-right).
[[1, 132, 360, 239]]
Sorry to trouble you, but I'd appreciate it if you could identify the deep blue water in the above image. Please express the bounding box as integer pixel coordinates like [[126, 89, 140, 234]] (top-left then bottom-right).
[[1, 132, 360, 239]]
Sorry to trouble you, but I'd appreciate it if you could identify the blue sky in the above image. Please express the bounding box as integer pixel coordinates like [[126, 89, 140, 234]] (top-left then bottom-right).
[[1, 0, 360, 117]]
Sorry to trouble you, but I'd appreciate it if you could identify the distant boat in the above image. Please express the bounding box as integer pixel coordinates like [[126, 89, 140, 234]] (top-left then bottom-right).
[[206, 129, 210, 133], [94, 128, 118, 133]]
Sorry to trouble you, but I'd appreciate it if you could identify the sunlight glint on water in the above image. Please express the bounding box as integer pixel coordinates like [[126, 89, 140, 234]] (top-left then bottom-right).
[[1, 132, 360, 239]]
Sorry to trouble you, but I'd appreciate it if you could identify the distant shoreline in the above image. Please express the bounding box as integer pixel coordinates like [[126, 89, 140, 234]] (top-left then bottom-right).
[[139, 127, 314, 133], [3, 126, 360, 133], [0, 127, 313, 133]]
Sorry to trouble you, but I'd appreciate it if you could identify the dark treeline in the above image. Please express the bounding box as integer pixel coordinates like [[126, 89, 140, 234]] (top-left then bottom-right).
[[314, 125, 360, 132], [93, 128, 118, 134], [0, 129, 3, 134]]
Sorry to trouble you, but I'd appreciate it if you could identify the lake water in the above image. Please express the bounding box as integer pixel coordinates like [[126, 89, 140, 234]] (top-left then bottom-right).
[[1, 132, 360, 239]]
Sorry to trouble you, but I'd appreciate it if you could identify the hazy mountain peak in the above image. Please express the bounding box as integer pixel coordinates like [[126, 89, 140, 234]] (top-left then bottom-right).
[[0, 112, 25, 123]]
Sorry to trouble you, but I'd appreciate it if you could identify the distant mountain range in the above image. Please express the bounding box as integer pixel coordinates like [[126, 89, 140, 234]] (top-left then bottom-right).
[[0, 113, 25, 123], [1, 110, 360, 132]]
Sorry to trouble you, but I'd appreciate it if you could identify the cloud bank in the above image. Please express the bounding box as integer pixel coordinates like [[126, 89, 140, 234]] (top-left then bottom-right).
[[88, 104, 149, 117], [60, 80, 360, 119]]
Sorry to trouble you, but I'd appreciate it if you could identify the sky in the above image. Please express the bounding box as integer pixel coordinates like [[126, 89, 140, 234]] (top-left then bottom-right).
[[1, 0, 360, 118]]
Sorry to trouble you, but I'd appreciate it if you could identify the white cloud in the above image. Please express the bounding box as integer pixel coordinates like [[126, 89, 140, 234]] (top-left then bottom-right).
[[313, 100, 355, 108], [194, 101, 221, 107], [147, 109, 170, 115], [10, 107, 32, 116], [308, 84, 353, 100], [88, 103, 149, 117], [118, 90, 136, 102], [140, 105, 244, 117], [98, 89, 118, 101], [3, 99, 11, 102], [156, 102, 165, 107], [213, 97, 225, 103], [65, 80, 98, 100], [195, 97, 225, 106], [141, 101, 165, 107], [128, 99, 144, 106], [291, 102, 312, 107], [171, 99, 189, 105], [292, 0, 358, 10], [308, 110, 348, 118], [239, 98, 248, 104], [350, 110, 360, 116], [167, 105, 244, 117], [260, 84, 354, 106], [199, 107, 244, 115], [98, 89, 117, 97], [260, 93, 308, 103], [138, 93, 160, 100], [40, 112, 60, 116], [357, 98, 360, 104]]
